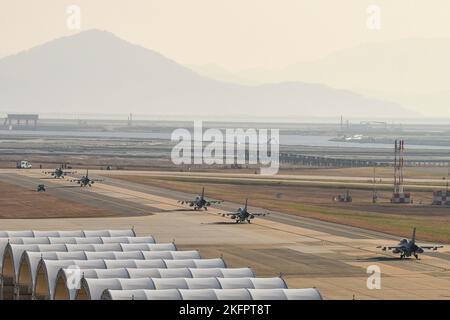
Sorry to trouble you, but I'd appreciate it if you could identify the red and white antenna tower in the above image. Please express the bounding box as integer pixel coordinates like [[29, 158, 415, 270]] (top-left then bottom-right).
[[393, 139, 405, 194], [392, 139, 411, 203]]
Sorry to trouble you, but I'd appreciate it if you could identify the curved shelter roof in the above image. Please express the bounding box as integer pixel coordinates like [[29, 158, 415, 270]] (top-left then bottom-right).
[[218, 277, 287, 289], [53, 267, 257, 300], [83, 230, 136, 237], [214, 288, 253, 300], [34, 258, 223, 300], [102, 289, 182, 300], [0, 231, 35, 238], [6, 241, 174, 286], [34, 258, 227, 300], [120, 243, 176, 251], [1, 235, 151, 278], [164, 258, 226, 269], [59, 275, 283, 300], [46, 236, 154, 245], [34, 259, 107, 300], [77, 278, 156, 300], [153, 277, 221, 290], [80, 277, 242, 300], [18, 251, 187, 298], [0, 229, 135, 238], [103, 259, 167, 269], [65, 243, 123, 252], [0, 229, 322, 302], [0, 238, 50, 267], [84, 251, 145, 260], [2, 244, 68, 285], [248, 288, 322, 300], [101, 288, 322, 300], [55, 267, 130, 300], [101, 236, 155, 244], [16, 251, 91, 296], [126, 268, 189, 279], [141, 250, 200, 260], [189, 267, 254, 278], [47, 237, 96, 245]]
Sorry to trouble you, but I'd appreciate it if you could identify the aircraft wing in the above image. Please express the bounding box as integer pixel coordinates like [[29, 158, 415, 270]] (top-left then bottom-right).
[[377, 245, 403, 251], [218, 212, 239, 217], [208, 200, 223, 204], [178, 200, 195, 205], [250, 212, 269, 217], [419, 245, 444, 251]]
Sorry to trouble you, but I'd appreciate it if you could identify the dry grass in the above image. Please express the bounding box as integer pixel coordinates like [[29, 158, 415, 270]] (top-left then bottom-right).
[[0, 181, 120, 219]]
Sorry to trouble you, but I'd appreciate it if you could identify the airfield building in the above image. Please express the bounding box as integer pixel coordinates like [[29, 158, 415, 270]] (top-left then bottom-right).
[[3, 114, 39, 129], [432, 190, 450, 206]]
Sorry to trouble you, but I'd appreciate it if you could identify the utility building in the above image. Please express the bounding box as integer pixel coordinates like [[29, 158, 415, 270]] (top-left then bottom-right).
[[3, 114, 39, 129]]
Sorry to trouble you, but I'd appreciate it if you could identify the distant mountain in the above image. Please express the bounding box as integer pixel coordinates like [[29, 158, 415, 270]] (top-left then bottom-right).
[[0, 30, 411, 118], [277, 38, 450, 116], [203, 38, 450, 117]]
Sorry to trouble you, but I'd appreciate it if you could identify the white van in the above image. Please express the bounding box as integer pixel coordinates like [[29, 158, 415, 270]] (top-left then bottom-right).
[[16, 161, 32, 169]]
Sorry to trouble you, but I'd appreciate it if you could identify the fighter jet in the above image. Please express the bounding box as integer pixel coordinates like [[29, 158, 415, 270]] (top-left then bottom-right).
[[178, 187, 223, 210], [377, 228, 443, 259], [70, 169, 103, 187], [43, 167, 76, 179], [218, 199, 270, 223]]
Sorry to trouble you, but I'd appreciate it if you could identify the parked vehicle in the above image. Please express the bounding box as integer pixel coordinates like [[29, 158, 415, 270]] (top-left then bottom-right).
[[16, 161, 32, 169]]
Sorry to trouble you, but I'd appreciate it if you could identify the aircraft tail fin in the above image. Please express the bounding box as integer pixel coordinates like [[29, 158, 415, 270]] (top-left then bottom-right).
[[412, 227, 416, 244], [244, 198, 248, 211], [201, 187, 205, 199]]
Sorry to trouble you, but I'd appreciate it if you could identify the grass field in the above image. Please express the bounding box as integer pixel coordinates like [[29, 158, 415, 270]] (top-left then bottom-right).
[[0, 181, 119, 219], [111, 175, 450, 243]]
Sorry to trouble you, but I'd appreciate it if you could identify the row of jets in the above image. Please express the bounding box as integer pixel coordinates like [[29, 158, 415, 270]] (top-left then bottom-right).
[[178, 188, 444, 258], [42, 167, 444, 259], [178, 188, 269, 223], [43, 168, 266, 223], [43, 168, 102, 187]]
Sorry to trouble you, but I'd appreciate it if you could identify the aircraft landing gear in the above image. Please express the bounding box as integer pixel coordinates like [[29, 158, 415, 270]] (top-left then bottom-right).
[[247, 220, 251, 224], [204, 207, 208, 211], [400, 254, 405, 259], [414, 254, 419, 260]]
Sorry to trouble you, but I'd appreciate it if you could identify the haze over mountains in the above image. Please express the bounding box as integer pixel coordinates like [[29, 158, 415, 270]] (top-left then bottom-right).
[[192, 38, 450, 117], [0, 30, 411, 119]]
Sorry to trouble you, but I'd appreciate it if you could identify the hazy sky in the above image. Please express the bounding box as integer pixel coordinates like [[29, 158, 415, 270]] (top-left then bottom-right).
[[2, 0, 450, 71]]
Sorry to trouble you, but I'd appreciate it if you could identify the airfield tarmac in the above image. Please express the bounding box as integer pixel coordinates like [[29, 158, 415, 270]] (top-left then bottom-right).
[[0, 169, 449, 299]]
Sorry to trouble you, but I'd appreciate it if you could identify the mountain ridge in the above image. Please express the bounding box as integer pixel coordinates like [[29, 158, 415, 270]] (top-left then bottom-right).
[[0, 29, 412, 118]]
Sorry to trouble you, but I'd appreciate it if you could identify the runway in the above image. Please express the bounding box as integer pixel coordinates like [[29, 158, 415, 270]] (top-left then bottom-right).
[[0, 169, 449, 299], [82, 174, 396, 240]]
